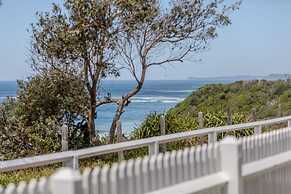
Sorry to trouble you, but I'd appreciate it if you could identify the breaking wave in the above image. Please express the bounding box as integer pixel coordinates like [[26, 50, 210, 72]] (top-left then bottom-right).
[[131, 96, 184, 103]]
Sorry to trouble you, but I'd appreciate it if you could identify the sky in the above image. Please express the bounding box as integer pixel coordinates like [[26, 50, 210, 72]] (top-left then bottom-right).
[[0, 0, 290, 80]]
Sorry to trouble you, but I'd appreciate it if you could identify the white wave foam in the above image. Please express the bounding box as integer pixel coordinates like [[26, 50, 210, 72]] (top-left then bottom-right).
[[98, 95, 184, 103], [131, 96, 184, 103], [154, 90, 193, 93]]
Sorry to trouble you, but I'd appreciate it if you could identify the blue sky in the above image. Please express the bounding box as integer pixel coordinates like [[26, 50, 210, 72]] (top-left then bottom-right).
[[0, 0, 290, 80]]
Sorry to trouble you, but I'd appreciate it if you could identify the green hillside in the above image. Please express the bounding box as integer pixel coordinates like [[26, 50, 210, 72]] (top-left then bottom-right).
[[169, 80, 291, 119]]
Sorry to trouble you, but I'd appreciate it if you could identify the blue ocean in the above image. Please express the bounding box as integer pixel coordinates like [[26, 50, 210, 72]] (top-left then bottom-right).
[[0, 80, 231, 134]]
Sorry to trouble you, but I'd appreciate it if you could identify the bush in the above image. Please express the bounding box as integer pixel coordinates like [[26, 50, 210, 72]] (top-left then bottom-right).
[[129, 111, 251, 156], [0, 99, 61, 160]]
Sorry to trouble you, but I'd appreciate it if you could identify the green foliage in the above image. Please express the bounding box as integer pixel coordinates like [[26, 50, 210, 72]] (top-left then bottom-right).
[[131, 112, 198, 139], [129, 110, 252, 158], [15, 70, 88, 126], [170, 80, 291, 119], [0, 70, 90, 160], [0, 99, 61, 160]]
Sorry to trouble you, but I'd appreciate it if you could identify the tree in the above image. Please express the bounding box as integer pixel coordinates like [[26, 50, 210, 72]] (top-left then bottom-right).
[[30, 0, 240, 144], [0, 69, 93, 160], [16, 69, 92, 147], [15, 69, 88, 127], [30, 0, 119, 144], [0, 97, 61, 160], [107, 0, 241, 142]]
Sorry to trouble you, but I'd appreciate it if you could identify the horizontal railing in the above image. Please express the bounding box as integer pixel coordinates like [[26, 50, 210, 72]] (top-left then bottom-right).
[[146, 172, 229, 194], [1, 115, 291, 172]]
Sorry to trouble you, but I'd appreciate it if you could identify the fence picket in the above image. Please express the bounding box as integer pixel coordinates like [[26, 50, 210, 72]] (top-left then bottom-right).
[[82, 168, 92, 194], [201, 144, 209, 176], [149, 156, 158, 191], [162, 152, 171, 187], [176, 150, 183, 183], [37, 178, 49, 194], [188, 147, 196, 179], [117, 161, 127, 194], [182, 148, 190, 181], [207, 144, 215, 174], [5, 184, 16, 194], [141, 157, 150, 193], [134, 158, 143, 194], [169, 151, 177, 185], [126, 160, 136, 194], [91, 167, 101, 194], [109, 164, 118, 194], [27, 179, 37, 194], [156, 154, 164, 189], [100, 166, 110, 194], [195, 145, 202, 178], [17, 182, 27, 194]]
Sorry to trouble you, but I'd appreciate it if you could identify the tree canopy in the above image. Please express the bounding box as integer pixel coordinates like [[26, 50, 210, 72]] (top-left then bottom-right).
[[30, 0, 120, 143], [29, 0, 240, 144]]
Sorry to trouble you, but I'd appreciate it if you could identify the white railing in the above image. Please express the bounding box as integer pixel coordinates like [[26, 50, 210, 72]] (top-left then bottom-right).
[[2, 127, 291, 194], [1, 116, 291, 172]]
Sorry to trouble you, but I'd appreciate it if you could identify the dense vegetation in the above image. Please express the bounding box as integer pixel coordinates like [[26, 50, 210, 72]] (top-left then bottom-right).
[[0, 70, 89, 160], [170, 80, 291, 119]]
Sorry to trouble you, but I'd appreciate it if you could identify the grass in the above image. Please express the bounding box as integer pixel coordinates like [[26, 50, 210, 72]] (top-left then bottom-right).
[[0, 157, 114, 186], [0, 165, 59, 186]]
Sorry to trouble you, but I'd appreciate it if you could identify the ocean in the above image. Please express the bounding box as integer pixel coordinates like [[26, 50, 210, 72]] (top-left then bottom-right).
[[0, 80, 231, 134]]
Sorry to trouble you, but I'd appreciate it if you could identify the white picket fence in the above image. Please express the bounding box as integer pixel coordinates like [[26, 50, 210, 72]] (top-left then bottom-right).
[[2, 127, 291, 194], [1, 115, 291, 172]]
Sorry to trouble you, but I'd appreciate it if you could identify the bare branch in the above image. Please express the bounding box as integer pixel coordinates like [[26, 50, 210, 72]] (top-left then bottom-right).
[[147, 46, 192, 67]]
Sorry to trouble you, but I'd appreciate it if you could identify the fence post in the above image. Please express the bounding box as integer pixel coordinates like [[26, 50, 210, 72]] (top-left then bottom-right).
[[278, 103, 283, 117], [160, 115, 166, 152], [61, 124, 78, 169], [148, 142, 159, 156], [220, 136, 243, 194], [254, 125, 262, 135], [64, 156, 79, 170], [198, 112, 204, 128], [51, 168, 82, 194], [61, 124, 69, 152], [227, 107, 232, 125], [116, 120, 124, 161], [288, 119, 291, 128], [251, 108, 257, 122], [208, 132, 217, 144]]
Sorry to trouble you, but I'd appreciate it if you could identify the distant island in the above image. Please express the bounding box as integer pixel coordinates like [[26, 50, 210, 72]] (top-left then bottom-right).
[[188, 74, 291, 81]]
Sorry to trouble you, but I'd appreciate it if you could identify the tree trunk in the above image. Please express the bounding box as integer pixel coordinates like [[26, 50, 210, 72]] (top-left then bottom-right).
[[108, 65, 147, 144], [109, 101, 124, 144], [87, 87, 97, 144]]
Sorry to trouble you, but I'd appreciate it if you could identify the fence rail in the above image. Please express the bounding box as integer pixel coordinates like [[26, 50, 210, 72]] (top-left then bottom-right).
[[1, 115, 291, 172], [2, 127, 291, 194]]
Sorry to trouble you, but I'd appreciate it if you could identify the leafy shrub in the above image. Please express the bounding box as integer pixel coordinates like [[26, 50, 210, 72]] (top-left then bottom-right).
[[129, 111, 251, 156], [0, 99, 61, 160]]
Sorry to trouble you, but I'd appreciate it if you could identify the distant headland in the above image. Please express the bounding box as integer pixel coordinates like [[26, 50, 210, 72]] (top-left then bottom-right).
[[188, 74, 291, 81]]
